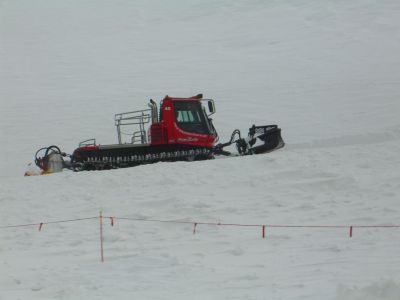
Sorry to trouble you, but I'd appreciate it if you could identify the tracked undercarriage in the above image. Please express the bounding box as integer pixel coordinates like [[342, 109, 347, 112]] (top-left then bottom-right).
[[72, 145, 213, 171]]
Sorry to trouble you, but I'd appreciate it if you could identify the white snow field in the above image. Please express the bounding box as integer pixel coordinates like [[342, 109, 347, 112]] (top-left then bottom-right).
[[1, 0, 400, 299]]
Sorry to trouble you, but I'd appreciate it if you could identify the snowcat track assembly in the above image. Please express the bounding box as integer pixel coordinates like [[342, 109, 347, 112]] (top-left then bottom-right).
[[71, 145, 212, 171]]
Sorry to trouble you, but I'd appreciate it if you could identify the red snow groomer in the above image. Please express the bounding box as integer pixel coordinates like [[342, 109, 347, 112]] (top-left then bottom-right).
[[32, 94, 284, 173]]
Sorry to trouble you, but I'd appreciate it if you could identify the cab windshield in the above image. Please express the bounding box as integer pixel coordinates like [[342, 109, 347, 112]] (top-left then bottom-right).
[[173, 101, 211, 134]]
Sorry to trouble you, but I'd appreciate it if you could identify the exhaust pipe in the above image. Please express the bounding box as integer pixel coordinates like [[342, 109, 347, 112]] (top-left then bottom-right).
[[148, 99, 159, 123]]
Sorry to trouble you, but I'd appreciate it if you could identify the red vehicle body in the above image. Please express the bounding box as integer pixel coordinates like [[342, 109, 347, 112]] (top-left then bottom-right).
[[149, 94, 217, 148], [70, 94, 219, 170]]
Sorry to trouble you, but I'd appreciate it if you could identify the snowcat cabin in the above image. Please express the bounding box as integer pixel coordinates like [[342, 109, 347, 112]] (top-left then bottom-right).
[[150, 95, 217, 148]]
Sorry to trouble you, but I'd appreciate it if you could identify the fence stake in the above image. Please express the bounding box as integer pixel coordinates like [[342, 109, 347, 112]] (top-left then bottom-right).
[[100, 211, 104, 262]]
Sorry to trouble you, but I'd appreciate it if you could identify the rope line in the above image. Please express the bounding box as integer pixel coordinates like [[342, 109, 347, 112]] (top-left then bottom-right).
[[105, 216, 400, 229], [1, 215, 400, 231], [1, 214, 399, 262], [0, 216, 98, 229]]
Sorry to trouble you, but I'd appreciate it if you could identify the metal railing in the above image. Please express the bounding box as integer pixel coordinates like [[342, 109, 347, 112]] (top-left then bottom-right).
[[79, 138, 96, 147], [114, 109, 151, 144]]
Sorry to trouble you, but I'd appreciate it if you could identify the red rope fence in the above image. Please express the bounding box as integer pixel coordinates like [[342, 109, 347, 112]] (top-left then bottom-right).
[[1, 213, 399, 262], [0, 216, 98, 230]]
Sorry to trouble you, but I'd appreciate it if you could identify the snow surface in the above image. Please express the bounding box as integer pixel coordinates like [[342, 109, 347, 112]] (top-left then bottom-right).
[[1, 0, 400, 299]]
